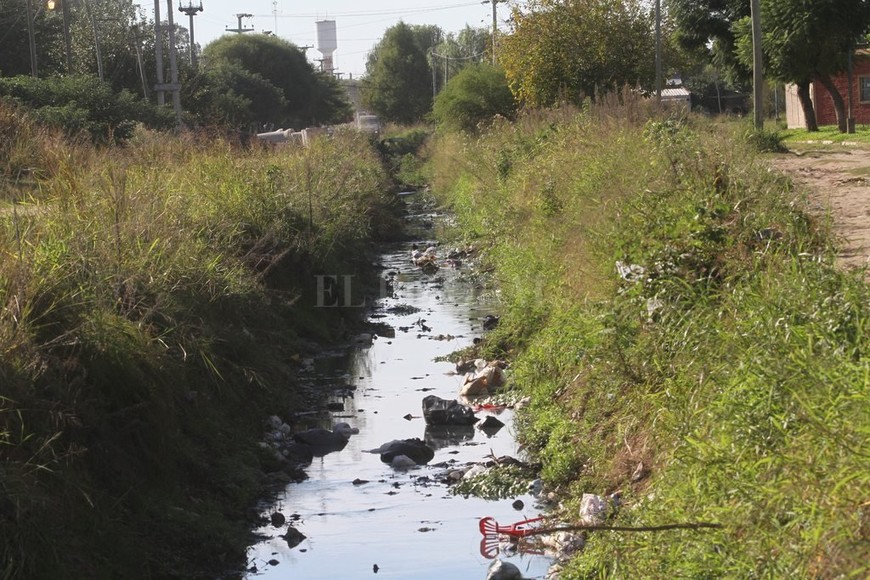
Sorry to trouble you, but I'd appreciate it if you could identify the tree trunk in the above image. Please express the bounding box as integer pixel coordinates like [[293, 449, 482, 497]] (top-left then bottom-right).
[[796, 80, 819, 132], [816, 75, 847, 132]]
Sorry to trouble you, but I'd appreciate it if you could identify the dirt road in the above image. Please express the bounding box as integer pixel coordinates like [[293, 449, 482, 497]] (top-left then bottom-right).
[[771, 143, 870, 280]]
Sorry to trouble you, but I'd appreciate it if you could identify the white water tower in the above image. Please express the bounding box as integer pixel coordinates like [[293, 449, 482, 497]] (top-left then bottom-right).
[[316, 19, 337, 75]]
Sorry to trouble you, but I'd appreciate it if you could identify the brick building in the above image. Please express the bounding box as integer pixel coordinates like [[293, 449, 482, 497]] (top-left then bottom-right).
[[786, 48, 870, 129]]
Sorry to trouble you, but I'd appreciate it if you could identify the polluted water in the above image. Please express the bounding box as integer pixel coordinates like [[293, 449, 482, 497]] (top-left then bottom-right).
[[245, 196, 555, 579]]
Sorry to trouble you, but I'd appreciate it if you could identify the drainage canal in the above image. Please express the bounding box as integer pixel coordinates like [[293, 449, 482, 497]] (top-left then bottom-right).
[[245, 195, 555, 579]]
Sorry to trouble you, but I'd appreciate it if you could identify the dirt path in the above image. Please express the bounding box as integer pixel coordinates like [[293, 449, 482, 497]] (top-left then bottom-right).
[[771, 143, 870, 279]]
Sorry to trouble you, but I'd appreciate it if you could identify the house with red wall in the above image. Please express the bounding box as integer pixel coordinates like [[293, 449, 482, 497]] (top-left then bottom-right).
[[786, 48, 870, 129]]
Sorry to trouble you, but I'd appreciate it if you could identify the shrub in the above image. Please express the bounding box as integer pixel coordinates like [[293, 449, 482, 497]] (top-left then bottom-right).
[[433, 63, 516, 132]]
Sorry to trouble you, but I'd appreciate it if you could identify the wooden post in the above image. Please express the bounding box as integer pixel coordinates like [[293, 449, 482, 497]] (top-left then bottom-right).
[[750, 0, 764, 129]]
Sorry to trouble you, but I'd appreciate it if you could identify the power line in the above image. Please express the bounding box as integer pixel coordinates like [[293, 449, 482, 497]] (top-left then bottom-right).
[[251, 2, 481, 20]]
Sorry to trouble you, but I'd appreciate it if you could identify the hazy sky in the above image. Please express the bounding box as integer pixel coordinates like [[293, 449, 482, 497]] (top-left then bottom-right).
[[162, 0, 504, 78]]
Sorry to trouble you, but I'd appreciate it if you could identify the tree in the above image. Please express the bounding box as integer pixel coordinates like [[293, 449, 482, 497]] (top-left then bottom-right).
[[668, 0, 751, 88], [183, 62, 287, 129], [734, 0, 870, 132], [432, 63, 515, 132], [0, 74, 173, 141], [429, 25, 490, 94], [0, 0, 65, 76], [198, 34, 351, 129], [499, 0, 655, 107], [362, 22, 433, 124]]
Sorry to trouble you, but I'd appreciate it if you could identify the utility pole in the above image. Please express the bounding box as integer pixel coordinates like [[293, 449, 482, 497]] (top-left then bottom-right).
[[444, 54, 449, 86], [750, 0, 764, 129], [178, 1, 203, 67], [226, 13, 254, 34], [272, 0, 278, 35], [132, 21, 149, 100], [482, 0, 500, 65], [165, 0, 182, 124], [655, 0, 662, 101], [430, 50, 436, 99], [83, 0, 103, 81], [154, 0, 165, 106], [47, 0, 73, 73], [24, 0, 37, 77]]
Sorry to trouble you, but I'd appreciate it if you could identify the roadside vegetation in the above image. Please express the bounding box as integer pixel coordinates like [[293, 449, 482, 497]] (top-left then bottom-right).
[[0, 101, 404, 578], [428, 99, 869, 577]]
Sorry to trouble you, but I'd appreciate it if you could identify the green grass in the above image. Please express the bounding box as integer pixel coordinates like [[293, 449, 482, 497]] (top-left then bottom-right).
[[0, 105, 400, 578], [781, 124, 870, 145], [429, 103, 870, 578]]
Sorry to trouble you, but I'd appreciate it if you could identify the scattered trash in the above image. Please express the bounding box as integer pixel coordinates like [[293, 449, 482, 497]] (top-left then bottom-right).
[[365, 438, 435, 466], [616, 260, 645, 282], [482, 314, 500, 330], [631, 461, 649, 482], [479, 516, 546, 539], [578, 493, 608, 525], [459, 361, 507, 397], [422, 395, 479, 426]]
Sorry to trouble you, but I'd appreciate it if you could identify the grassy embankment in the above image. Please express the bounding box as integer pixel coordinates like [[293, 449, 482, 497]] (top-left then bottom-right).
[[1, 102, 406, 578], [429, 102, 869, 577]]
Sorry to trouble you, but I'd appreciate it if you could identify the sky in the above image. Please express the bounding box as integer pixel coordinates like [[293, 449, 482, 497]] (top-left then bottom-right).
[[163, 0, 505, 79]]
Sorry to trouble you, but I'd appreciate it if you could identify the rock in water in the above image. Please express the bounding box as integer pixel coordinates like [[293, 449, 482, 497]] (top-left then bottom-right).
[[486, 559, 523, 580]]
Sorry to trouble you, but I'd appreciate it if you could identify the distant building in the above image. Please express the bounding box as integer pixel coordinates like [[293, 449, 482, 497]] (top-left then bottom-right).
[[786, 48, 870, 128], [661, 85, 691, 107]]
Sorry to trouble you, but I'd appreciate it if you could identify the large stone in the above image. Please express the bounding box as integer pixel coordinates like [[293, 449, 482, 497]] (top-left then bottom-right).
[[422, 395, 479, 426], [292, 428, 349, 456], [486, 559, 524, 580], [366, 438, 435, 465]]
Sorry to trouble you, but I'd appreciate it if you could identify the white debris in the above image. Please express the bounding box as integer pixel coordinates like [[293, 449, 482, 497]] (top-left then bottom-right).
[[579, 493, 608, 525]]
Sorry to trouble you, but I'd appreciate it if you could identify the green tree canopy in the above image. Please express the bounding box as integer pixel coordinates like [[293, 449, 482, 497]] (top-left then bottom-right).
[[734, 0, 870, 131], [198, 34, 351, 129], [499, 0, 655, 107], [429, 25, 489, 94], [0, 74, 172, 142], [668, 0, 751, 87], [432, 63, 515, 132], [362, 22, 434, 124]]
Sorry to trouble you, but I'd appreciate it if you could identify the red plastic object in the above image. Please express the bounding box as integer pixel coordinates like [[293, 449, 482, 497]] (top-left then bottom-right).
[[479, 516, 545, 538]]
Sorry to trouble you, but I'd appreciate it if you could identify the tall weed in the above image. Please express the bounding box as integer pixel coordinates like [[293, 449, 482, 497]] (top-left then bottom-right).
[[430, 105, 869, 577], [0, 120, 396, 578]]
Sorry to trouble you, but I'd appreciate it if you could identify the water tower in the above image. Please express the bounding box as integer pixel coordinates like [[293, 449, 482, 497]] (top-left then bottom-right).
[[316, 19, 337, 75]]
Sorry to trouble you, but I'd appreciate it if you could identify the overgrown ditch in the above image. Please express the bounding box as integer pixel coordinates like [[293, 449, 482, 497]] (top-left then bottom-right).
[[243, 192, 557, 579]]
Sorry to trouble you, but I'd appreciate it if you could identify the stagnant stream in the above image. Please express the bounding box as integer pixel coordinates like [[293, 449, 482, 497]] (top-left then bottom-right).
[[244, 197, 554, 579]]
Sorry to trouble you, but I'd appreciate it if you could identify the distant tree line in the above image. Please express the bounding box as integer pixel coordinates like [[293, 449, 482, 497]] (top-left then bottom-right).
[[3, 0, 870, 136]]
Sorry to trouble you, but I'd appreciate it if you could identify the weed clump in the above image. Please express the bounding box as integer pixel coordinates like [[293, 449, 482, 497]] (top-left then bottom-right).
[[0, 112, 398, 578], [430, 103, 869, 577]]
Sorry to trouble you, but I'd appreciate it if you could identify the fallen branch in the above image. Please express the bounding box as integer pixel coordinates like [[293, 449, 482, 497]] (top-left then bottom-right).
[[522, 522, 723, 536]]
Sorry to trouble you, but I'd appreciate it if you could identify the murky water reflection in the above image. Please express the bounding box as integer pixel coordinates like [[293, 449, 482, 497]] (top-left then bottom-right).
[[245, 201, 553, 579]]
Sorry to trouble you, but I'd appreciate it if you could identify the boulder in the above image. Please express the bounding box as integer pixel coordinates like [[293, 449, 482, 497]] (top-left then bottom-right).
[[283, 526, 306, 549], [486, 559, 523, 580], [422, 395, 479, 426], [366, 438, 435, 465], [292, 428, 349, 456], [477, 415, 505, 435]]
